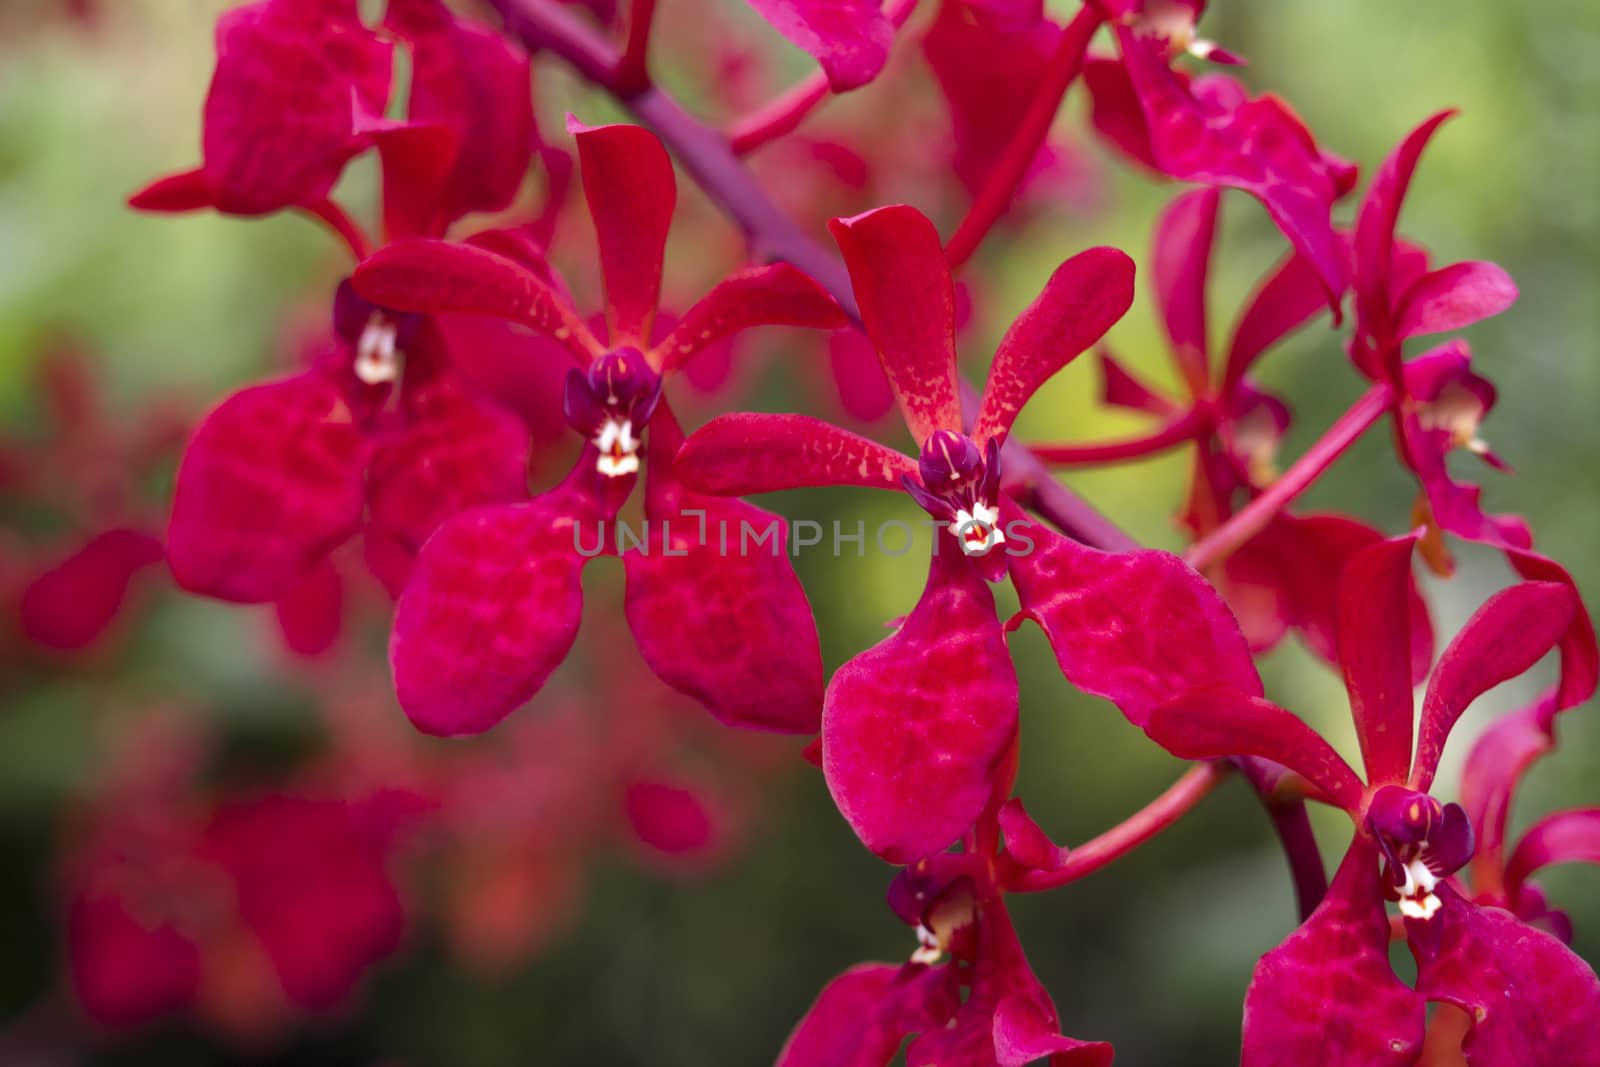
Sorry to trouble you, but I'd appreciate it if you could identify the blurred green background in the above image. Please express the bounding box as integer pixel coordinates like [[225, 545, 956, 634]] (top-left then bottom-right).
[[1, 1, 1597, 1064]]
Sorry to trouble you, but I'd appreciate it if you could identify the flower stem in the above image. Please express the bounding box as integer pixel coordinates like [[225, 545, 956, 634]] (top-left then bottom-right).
[[615, 0, 658, 95], [1184, 383, 1393, 573], [301, 198, 372, 261], [943, 4, 1102, 271], [1006, 762, 1229, 893]]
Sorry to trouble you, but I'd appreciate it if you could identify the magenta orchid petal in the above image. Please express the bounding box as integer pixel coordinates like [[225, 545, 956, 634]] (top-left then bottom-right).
[[1394, 260, 1518, 341], [1083, 56, 1161, 173], [1151, 186, 1220, 386], [67, 892, 202, 1028], [352, 240, 602, 362], [972, 246, 1137, 445], [822, 548, 1019, 863], [386, 0, 534, 223], [1242, 841, 1426, 1066], [572, 121, 676, 346], [1504, 809, 1600, 896], [626, 429, 823, 734], [997, 797, 1068, 873], [1146, 684, 1365, 811], [830, 205, 962, 443], [624, 780, 719, 859], [274, 556, 344, 657], [1411, 580, 1577, 793], [127, 167, 215, 214], [201, 0, 391, 215], [652, 264, 846, 374], [675, 412, 917, 495], [1335, 534, 1422, 787], [1223, 241, 1337, 391], [367, 373, 531, 553], [388, 482, 602, 736], [1460, 692, 1558, 888], [19, 528, 164, 651], [1098, 346, 1180, 416], [740, 0, 894, 93], [1353, 109, 1456, 335], [1505, 547, 1600, 713], [1409, 889, 1600, 1065], [992, 994, 1115, 1067], [1009, 521, 1263, 727], [366, 121, 463, 242], [829, 327, 898, 421], [775, 963, 945, 1067], [168, 373, 366, 603]]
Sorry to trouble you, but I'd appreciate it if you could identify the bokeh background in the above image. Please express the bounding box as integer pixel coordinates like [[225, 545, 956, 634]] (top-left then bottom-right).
[[1, 0, 1597, 1064]]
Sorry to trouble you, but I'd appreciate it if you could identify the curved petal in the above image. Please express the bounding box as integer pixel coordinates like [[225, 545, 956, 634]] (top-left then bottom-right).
[[1395, 260, 1518, 342], [273, 556, 344, 657], [389, 487, 599, 736], [386, 0, 534, 222], [572, 121, 676, 346], [1410, 890, 1600, 1065], [352, 240, 601, 362], [1504, 809, 1600, 896], [1412, 581, 1576, 792], [992, 995, 1114, 1067], [627, 432, 823, 734], [1223, 241, 1336, 391], [823, 549, 1018, 863], [741, 0, 894, 93], [829, 206, 962, 443], [1146, 685, 1365, 811], [972, 246, 1137, 445], [368, 373, 531, 552], [674, 412, 916, 495], [1336, 535, 1422, 787], [776, 963, 947, 1067], [67, 892, 202, 1028], [19, 529, 164, 651], [1098, 346, 1180, 415], [1353, 110, 1455, 332], [168, 373, 365, 603], [1151, 187, 1220, 387], [1459, 692, 1558, 891], [652, 264, 846, 374], [201, 0, 391, 214], [828, 327, 897, 422], [127, 167, 214, 214], [1242, 840, 1426, 1067], [1505, 548, 1599, 714], [624, 780, 720, 861], [1009, 520, 1263, 727]]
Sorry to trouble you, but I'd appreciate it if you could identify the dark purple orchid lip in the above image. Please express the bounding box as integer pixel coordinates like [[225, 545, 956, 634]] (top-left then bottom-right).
[[902, 431, 1006, 558], [563, 347, 662, 478]]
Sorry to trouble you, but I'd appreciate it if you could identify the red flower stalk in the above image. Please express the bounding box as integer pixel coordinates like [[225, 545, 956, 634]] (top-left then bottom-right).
[[1145, 535, 1600, 1065], [350, 120, 846, 737], [676, 204, 1271, 862]]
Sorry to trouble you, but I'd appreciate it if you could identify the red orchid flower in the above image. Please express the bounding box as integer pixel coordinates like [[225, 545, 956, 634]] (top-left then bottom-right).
[[128, 0, 392, 218], [1457, 690, 1600, 946], [67, 773, 417, 1033], [741, 0, 896, 93], [1035, 186, 1434, 674], [152, 0, 547, 640], [4, 348, 179, 656], [677, 204, 1265, 862], [1082, 10, 1356, 307], [1344, 110, 1598, 713], [1145, 535, 1600, 1066], [349, 120, 846, 738], [777, 854, 1112, 1067]]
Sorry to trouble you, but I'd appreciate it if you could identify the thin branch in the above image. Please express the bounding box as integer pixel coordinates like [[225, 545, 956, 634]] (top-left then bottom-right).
[[1006, 762, 1229, 893], [1185, 383, 1392, 572]]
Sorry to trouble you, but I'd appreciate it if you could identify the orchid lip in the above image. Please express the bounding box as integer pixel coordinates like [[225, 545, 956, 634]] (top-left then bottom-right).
[[594, 416, 641, 478], [354, 316, 402, 385]]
